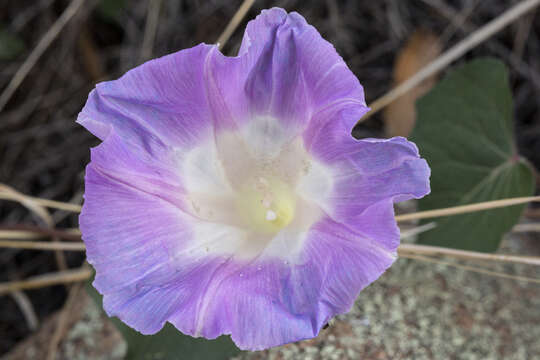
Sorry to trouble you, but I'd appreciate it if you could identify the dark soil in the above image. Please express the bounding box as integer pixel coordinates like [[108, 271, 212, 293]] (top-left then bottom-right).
[[0, 0, 539, 355]]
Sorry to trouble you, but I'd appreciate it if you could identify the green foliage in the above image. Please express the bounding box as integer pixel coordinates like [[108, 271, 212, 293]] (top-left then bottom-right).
[[0, 28, 25, 60], [97, 0, 126, 23], [411, 58, 535, 252], [86, 279, 241, 360]]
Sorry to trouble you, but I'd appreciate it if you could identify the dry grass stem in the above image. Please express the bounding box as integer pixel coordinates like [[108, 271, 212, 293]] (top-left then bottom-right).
[[10, 291, 39, 331], [400, 253, 540, 284], [513, 223, 540, 232], [395, 196, 540, 222], [421, 0, 540, 90], [398, 243, 540, 266], [0, 230, 43, 240], [0, 240, 86, 251], [0, 184, 68, 271], [46, 283, 82, 360], [0, 226, 81, 241], [0, 267, 92, 295], [0, 184, 53, 223], [0, 185, 82, 213], [399, 222, 437, 238], [216, 0, 255, 51], [4, 229, 540, 268], [3, 189, 537, 226], [139, 0, 163, 62], [0, 0, 87, 111], [358, 0, 540, 123]]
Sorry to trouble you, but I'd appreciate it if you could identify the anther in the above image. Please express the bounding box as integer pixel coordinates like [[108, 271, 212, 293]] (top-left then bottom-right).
[[265, 210, 277, 221]]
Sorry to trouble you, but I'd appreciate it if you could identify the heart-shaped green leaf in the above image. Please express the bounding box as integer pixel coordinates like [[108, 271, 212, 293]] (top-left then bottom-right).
[[86, 279, 241, 360], [411, 58, 535, 252]]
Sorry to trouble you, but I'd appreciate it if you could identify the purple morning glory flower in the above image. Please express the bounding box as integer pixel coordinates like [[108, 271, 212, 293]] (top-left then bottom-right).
[[78, 8, 430, 351]]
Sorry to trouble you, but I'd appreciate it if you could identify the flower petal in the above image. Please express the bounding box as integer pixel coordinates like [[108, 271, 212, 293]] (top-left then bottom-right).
[[78, 44, 217, 150], [82, 165, 186, 334], [212, 8, 368, 135], [167, 214, 397, 350], [82, 132, 239, 334], [302, 134, 431, 231], [78, 7, 431, 352], [88, 131, 184, 205], [83, 132, 396, 350]]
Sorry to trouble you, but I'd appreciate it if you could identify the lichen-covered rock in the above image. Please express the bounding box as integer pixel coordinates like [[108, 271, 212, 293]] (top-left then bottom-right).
[[235, 234, 540, 359]]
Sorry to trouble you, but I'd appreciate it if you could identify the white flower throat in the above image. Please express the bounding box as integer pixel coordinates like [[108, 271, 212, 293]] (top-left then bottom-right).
[[236, 177, 296, 233], [180, 116, 333, 260]]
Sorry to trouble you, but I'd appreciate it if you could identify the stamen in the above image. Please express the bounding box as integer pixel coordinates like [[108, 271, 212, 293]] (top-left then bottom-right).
[[266, 210, 277, 221], [236, 177, 296, 233]]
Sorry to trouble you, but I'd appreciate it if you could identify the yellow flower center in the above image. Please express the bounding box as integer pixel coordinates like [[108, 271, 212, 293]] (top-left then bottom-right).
[[236, 177, 296, 234]]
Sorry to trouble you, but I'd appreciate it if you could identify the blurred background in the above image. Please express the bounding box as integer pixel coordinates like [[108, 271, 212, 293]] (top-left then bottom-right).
[[0, 0, 539, 359]]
